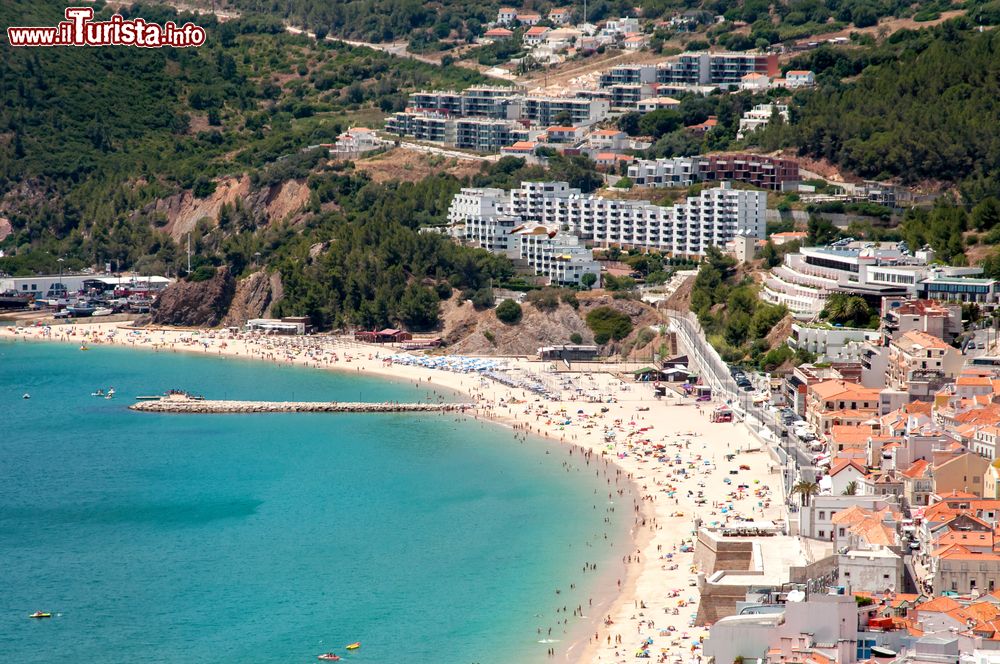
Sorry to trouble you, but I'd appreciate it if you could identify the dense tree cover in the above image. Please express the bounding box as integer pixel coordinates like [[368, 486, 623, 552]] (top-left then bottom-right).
[[0, 0, 488, 273], [756, 23, 1000, 203], [690, 247, 788, 367], [270, 170, 514, 330]]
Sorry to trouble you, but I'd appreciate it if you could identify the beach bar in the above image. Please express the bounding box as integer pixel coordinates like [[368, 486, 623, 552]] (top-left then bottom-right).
[[354, 328, 413, 344]]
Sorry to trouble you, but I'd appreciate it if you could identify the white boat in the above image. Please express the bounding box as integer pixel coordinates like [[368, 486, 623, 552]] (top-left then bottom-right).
[[91, 308, 114, 317]]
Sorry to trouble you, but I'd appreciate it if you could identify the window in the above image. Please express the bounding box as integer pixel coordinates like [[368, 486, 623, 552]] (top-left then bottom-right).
[[819, 530, 825, 538], [884, 574, 890, 580], [839, 528, 845, 537], [819, 511, 826, 520]]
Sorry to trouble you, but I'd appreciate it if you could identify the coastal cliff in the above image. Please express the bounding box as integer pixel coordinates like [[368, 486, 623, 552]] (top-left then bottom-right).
[[149, 267, 236, 327]]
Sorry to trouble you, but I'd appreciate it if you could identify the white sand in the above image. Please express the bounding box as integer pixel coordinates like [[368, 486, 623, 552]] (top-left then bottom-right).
[[1, 321, 787, 664]]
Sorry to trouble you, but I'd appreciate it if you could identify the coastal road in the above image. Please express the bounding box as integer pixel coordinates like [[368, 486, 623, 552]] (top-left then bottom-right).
[[664, 308, 800, 498]]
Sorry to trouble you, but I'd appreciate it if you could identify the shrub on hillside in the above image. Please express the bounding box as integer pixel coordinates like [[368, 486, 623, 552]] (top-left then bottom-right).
[[496, 299, 522, 324], [586, 306, 633, 344]]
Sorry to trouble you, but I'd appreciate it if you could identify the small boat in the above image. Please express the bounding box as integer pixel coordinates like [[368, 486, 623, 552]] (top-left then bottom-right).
[[104, 388, 116, 400], [91, 308, 114, 317], [22, 393, 30, 400], [80, 345, 90, 351], [29, 611, 51, 619], [345, 642, 360, 650], [92, 389, 105, 397], [317, 655, 341, 661]]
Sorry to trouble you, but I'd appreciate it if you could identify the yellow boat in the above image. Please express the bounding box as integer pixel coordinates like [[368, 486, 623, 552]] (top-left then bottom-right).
[[29, 611, 51, 619], [345, 642, 360, 650]]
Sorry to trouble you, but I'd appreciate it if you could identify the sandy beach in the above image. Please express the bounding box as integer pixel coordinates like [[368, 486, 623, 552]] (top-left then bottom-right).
[[1, 321, 786, 664]]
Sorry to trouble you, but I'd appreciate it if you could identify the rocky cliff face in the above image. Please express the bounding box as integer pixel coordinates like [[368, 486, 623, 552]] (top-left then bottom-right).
[[149, 267, 236, 327], [222, 270, 284, 327]]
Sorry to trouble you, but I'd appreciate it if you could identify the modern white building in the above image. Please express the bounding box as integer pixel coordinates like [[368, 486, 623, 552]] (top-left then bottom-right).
[[762, 243, 987, 320], [737, 103, 789, 139], [447, 193, 599, 286], [449, 180, 765, 259], [788, 323, 882, 361]]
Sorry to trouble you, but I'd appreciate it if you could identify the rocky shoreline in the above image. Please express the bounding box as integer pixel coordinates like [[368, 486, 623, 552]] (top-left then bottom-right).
[[129, 399, 475, 414]]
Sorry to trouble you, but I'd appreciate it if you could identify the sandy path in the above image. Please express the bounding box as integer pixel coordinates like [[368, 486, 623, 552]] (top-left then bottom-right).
[[1, 322, 786, 664]]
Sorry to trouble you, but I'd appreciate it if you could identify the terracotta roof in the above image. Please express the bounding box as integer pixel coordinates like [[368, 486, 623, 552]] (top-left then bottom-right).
[[831, 505, 874, 526], [916, 596, 962, 613], [937, 545, 1000, 561], [485, 28, 514, 36], [810, 379, 881, 402], [889, 593, 921, 608], [525, 26, 550, 36], [902, 459, 931, 479], [504, 141, 537, 150], [595, 152, 633, 161], [546, 125, 578, 132], [894, 330, 951, 352], [935, 531, 994, 548], [830, 425, 874, 446], [958, 376, 993, 387], [591, 129, 624, 136], [788, 70, 812, 75], [771, 231, 807, 238], [829, 458, 867, 477]]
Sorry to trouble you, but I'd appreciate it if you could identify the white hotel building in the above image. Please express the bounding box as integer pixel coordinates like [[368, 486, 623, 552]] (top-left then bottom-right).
[[763, 244, 986, 319], [447, 181, 766, 280]]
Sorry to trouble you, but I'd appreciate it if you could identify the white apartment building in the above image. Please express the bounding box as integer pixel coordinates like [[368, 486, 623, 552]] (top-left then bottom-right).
[[737, 103, 789, 139], [447, 191, 599, 286], [513, 225, 601, 286], [628, 156, 702, 188], [450, 180, 765, 259], [385, 112, 535, 151]]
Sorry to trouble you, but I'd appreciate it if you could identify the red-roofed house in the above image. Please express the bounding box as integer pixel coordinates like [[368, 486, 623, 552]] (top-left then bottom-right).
[[497, 7, 518, 24], [523, 25, 551, 44], [549, 8, 572, 24], [518, 12, 542, 25], [501, 141, 538, 157], [588, 128, 628, 151], [827, 459, 867, 495], [593, 152, 634, 171], [484, 27, 514, 39], [686, 115, 718, 134]]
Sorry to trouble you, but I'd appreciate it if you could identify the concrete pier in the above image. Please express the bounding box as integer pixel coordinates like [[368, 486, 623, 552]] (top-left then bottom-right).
[[129, 398, 474, 414]]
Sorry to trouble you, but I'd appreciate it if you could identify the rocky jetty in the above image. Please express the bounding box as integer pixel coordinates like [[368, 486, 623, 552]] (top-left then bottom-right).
[[130, 398, 474, 414]]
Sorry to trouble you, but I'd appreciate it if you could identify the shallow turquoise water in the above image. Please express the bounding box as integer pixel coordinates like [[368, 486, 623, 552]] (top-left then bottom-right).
[[0, 341, 625, 663]]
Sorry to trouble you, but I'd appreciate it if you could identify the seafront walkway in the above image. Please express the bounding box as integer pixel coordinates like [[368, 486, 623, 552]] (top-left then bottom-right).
[[129, 398, 474, 414]]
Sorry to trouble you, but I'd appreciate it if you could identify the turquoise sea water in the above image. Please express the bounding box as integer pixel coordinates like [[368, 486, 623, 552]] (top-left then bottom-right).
[[0, 341, 626, 664]]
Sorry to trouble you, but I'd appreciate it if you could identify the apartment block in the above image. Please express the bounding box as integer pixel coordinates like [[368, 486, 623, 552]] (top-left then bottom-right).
[[628, 154, 800, 191], [520, 95, 609, 126], [450, 180, 765, 258], [654, 51, 779, 88]]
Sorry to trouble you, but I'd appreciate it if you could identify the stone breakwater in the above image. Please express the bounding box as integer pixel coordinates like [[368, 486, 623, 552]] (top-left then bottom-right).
[[129, 399, 475, 414]]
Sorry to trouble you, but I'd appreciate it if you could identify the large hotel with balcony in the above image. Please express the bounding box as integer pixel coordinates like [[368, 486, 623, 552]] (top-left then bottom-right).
[[448, 180, 766, 260], [762, 244, 993, 319]]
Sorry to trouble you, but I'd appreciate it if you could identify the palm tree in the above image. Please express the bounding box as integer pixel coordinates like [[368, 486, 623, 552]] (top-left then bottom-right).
[[842, 480, 858, 496], [793, 480, 819, 506]]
